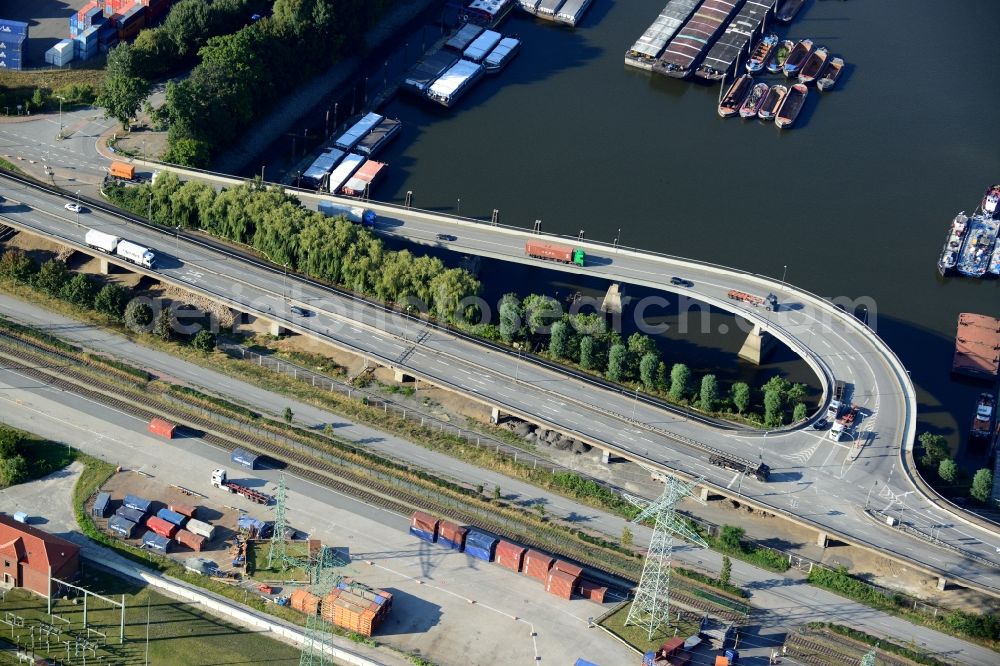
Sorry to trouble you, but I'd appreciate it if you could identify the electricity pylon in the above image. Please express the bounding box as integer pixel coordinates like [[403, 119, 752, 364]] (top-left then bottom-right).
[[299, 546, 347, 666], [860, 643, 879, 666], [268, 475, 290, 570]]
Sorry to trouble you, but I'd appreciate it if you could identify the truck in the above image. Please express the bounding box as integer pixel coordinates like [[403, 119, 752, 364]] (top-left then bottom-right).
[[317, 200, 377, 227], [727, 289, 778, 311], [211, 469, 271, 505], [108, 161, 135, 180], [708, 451, 770, 482], [85, 229, 120, 253], [524, 241, 585, 267], [84, 229, 156, 269], [829, 405, 858, 441], [824, 380, 846, 424]]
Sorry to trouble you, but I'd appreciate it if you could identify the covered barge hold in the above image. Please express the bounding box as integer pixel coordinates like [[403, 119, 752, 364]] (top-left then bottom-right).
[[953, 313, 1000, 380], [696, 0, 775, 80], [334, 112, 383, 151], [355, 118, 401, 157], [437, 521, 467, 551], [230, 448, 260, 470], [463, 30, 503, 63], [427, 59, 484, 107], [654, 0, 742, 79], [340, 160, 385, 197], [403, 50, 459, 95], [464, 530, 498, 561], [555, 0, 594, 26], [327, 154, 366, 195], [142, 530, 171, 553], [625, 0, 701, 71], [444, 23, 484, 52], [301, 149, 345, 189], [108, 515, 138, 538], [92, 491, 112, 518], [123, 494, 152, 513], [409, 511, 439, 542]]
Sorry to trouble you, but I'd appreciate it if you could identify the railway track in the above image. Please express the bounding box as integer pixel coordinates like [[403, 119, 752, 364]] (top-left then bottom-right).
[[0, 332, 645, 589], [786, 632, 913, 666]]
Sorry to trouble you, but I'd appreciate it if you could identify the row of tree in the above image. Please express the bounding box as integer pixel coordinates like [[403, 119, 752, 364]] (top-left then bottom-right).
[[104, 175, 481, 320], [918, 432, 994, 504], [0, 426, 29, 487]]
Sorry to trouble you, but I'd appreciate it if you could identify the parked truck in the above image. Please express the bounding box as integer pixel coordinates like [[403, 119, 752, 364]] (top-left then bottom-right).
[[211, 469, 271, 504], [108, 161, 135, 180], [708, 451, 770, 482], [84, 229, 156, 269], [829, 404, 859, 441], [524, 241, 585, 267], [317, 200, 377, 227], [727, 289, 778, 311], [824, 380, 846, 424]]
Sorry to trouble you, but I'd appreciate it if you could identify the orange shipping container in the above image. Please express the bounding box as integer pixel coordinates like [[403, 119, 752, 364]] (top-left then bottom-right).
[[290, 589, 322, 615], [495, 540, 526, 572], [174, 529, 204, 552], [524, 550, 554, 582], [577, 580, 608, 603], [148, 417, 176, 439], [545, 569, 577, 600], [168, 503, 196, 519], [109, 161, 136, 180], [552, 560, 583, 578]]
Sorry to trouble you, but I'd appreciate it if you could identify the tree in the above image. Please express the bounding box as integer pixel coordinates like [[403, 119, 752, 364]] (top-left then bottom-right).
[[938, 458, 958, 484], [627, 333, 657, 358], [549, 320, 570, 359], [0, 427, 19, 458], [94, 284, 129, 320], [719, 555, 732, 587], [621, 525, 633, 548], [97, 43, 150, 129], [606, 343, 628, 382], [33, 259, 68, 296], [719, 525, 745, 553], [700, 374, 719, 411], [763, 390, 783, 427], [498, 293, 522, 343], [918, 433, 950, 470], [31, 88, 45, 111], [0, 249, 36, 282], [731, 382, 751, 414], [0, 455, 28, 487], [534, 502, 546, 519], [639, 352, 659, 391], [162, 137, 212, 168], [579, 335, 596, 370], [153, 308, 173, 340], [191, 329, 216, 352], [669, 363, 691, 401], [283, 406, 294, 423], [786, 383, 808, 405], [522, 294, 561, 335], [493, 485, 501, 500], [60, 273, 96, 308], [970, 468, 993, 503], [124, 300, 154, 332], [656, 362, 668, 392], [793, 402, 808, 422]]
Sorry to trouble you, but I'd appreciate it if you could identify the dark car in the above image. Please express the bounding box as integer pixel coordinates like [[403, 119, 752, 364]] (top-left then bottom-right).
[[436, 233, 457, 241], [290, 305, 311, 317], [670, 277, 693, 288], [812, 418, 828, 430]]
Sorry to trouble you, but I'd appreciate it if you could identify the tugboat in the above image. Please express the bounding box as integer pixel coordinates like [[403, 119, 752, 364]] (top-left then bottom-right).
[[817, 57, 844, 91], [739, 82, 770, 118], [758, 84, 788, 120], [718, 74, 754, 118], [776, 0, 806, 22], [782, 39, 814, 78], [798, 46, 829, 84], [980, 184, 1000, 218], [938, 212, 969, 276], [775, 83, 808, 129], [746, 34, 779, 73], [957, 213, 1000, 277], [767, 39, 794, 74], [971, 393, 996, 439]]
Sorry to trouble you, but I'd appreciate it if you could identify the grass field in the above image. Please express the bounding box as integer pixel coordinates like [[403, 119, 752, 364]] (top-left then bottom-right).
[[0, 568, 300, 665], [0, 64, 105, 105], [598, 601, 701, 655], [250, 541, 312, 583]]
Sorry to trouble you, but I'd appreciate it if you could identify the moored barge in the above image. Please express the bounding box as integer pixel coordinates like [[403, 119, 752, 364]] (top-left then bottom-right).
[[625, 0, 702, 71], [653, 0, 742, 79], [696, 0, 776, 81]]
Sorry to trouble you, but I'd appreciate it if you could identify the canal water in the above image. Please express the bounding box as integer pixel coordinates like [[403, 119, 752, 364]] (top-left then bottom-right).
[[261, 1, 1000, 462]]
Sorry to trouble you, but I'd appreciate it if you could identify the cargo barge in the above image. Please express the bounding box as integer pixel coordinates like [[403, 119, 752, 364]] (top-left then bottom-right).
[[334, 112, 383, 151], [426, 59, 485, 107], [624, 0, 702, 71], [956, 214, 1000, 277], [466, 0, 517, 27], [301, 148, 345, 189], [937, 212, 969, 276], [445, 24, 484, 52], [555, 0, 594, 26], [953, 313, 1000, 380], [463, 29, 503, 63], [327, 153, 366, 194], [402, 50, 458, 95], [521, 0, 594, 26], [696, 0, 775, 81], [653, 0, 742, 79], [355, 118, 401, 157], [484, 37, 521, 73]]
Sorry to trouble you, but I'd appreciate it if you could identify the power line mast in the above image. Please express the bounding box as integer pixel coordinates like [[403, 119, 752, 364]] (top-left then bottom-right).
[[860, 643, 879, 666], [268, 474, 290, 570], [299, 546, 346, 666], [623, 474, 708, 641]]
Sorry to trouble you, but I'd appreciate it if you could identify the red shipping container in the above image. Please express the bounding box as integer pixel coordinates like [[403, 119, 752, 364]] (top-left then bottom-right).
[[148, 417, 176, 439], [545, 569, 577, 600], [146, 516, 178, 539], [78, 1, 100, 21], [169, 503, 196, 519], [495, 540, 526, 572], [523, 550, 554, 582], [553, 560, 583, 579], [577, 580, 608, 603], [410, 511, 439, 534], [174, 529, 204, 552], [438, 520, 466, 543]]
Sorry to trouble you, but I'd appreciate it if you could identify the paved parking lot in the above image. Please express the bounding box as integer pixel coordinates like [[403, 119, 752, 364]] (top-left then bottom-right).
[[1, 0, 91, 66]]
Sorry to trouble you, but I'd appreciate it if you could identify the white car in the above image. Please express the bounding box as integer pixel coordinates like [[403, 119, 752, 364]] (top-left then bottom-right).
[[64, 202, 82, 213]]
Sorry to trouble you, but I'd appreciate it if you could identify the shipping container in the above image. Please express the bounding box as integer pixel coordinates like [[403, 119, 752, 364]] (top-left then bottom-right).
[[495, 540, 526, 572], [553, 560, 583, 578], [147, 417, 176, 438], [123, 494, 152, 513], [409, 511, 439, 543], [524, 550, 554, 582], [174, 529, 205, 552], [577, 580, 608, 603], [142, 530, 171, 553], [169, 503, 196, 519], [524, 241, 585, 266], [109, 161, 136, 180], [545, 568, 577, 600], [146, 516, 178, 539], [230, 448, 260, 469], [116, 506, 146, 524], [0, 19, 29, 38], [156, 508, 187, 528], [185, 518, 216, 540], [290, 589, 322, 615], [464, 530, 498, 562], [437, 521, 467, 551], [328, 591, 380, 637], [108, 515, 138, 538], [92, 491, 112, 518]]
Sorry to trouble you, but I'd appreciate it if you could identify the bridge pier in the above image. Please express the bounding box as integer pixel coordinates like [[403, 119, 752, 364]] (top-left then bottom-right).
[[393, 369, 415, 383], [97, 258, 110, 275], [269, 321, 287, 336], [601, 449, 613, 464], [490, 407, 505, 424], [738, 324, 775, 365], [937, 576, 948, 591], [816, 532, 829, 549], [700, 486, 711, 502], [600, 284, 624, 315]]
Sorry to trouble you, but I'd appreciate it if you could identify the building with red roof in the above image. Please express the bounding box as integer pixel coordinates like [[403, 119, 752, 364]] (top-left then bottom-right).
[[0, 515, 80, 597]]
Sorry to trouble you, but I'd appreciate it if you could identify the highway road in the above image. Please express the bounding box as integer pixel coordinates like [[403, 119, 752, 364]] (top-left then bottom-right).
[[1, 171, 999, 594], [0, 337, 997, 665]]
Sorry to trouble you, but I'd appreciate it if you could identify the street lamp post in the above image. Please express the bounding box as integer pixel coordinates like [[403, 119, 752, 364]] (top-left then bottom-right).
[[75, 190, 80, 227], [55, 96, 65, 139], [175, 226, 180, 254], [283, 263, 288, 301], [147, 192, 153, 221], [631, 386, 640, 419], [260, 165, 266, 183], [781, 264, 788, 283]]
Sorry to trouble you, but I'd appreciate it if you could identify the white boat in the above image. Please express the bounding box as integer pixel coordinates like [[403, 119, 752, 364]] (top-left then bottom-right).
[[426, 59, 485, 107]]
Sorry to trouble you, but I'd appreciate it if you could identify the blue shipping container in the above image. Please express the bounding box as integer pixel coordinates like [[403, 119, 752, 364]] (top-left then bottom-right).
[[465, 544, 493, 561], [157, 508, 187, 527], [725, 649, 739, 664], [231, 448, 260, 469], [0, 19, 29, 38], [575, 660, 601, 666], [141, 530, 171, 552], [124, 494, 152, 513], [116, 506, 146, 524], [465, 530, 498, 550], [84, 7, 103, 26], [92, 492, 112, 517], [409, 526, 436, 543], [79, 26, 100, 43], [109, 515, 137, 538], [438, 535, 463, 551], [121, 5, 146, 25]]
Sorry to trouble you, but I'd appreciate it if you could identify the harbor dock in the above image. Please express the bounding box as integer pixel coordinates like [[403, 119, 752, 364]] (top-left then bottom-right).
[[953, 313, 1000, 381]]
